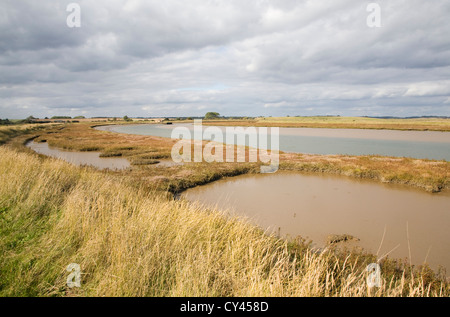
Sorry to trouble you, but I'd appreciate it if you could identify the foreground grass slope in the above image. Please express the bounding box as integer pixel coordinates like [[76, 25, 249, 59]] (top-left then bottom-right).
[[0, 146, 448, 297]]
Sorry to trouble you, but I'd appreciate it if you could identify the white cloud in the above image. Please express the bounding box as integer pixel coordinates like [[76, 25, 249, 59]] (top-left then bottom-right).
[[404, 81, 450, 97], [264, 101, 290, 108]]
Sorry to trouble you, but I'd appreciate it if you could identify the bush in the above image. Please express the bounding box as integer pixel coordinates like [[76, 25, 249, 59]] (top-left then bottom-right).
[[204, 112, 220, 120]]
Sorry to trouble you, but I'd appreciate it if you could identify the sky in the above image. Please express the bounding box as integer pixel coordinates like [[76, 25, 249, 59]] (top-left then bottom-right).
[[1, 0, 450, 119]]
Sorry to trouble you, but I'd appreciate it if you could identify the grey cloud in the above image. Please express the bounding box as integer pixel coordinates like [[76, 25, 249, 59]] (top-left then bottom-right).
[[0, 1, 85, 53], [0, 0, 449, 119]]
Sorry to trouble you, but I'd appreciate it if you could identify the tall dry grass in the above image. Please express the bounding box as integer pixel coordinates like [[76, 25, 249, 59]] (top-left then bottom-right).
[[0, 146, 448, 297], [0, 124, 59, 145]]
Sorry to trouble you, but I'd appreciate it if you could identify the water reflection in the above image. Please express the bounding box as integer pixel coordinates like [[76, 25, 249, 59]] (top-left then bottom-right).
[[26, 141, 130, 170]]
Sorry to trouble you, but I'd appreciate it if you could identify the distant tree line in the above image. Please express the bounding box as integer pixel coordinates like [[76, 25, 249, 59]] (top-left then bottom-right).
[[0, 115, 87, 125], [1, 113, 266, 125], [0, 116, 37, 125], [51, 116, 71, 119], [51, 116, 85, 119]]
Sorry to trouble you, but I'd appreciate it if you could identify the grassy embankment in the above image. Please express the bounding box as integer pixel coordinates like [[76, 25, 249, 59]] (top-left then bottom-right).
[[1, 142, 449, 296], [0, 124, 60, 146]]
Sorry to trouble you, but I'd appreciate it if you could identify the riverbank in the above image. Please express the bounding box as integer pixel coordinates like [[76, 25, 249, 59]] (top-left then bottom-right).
[[1, 145, 448, 296], [0, 123, 61, 145], [202, 116, 450, 132]]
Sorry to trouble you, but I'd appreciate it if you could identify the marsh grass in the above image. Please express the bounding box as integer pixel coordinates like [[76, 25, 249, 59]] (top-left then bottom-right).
[[279, 154, 449, 193], [0, 124, 59, 145], [204, 116, 450, 131], [0, 146, 448, 297], [131, 158, 160, 165]]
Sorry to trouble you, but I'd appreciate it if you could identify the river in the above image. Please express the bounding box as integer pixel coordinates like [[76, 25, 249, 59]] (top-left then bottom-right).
[[96, 124, 450, 161]]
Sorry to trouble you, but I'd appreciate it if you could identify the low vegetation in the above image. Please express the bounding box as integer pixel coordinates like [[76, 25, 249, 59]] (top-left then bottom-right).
[[203, 116, 450, 131], [280, 153, 449, 193], [0, 124, 60, 146]]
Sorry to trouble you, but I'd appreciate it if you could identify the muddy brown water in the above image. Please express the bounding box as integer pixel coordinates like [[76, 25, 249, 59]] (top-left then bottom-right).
[[26, 141, 131, 170], [182, 172, 450, 273], [26, 141, 182, 170]]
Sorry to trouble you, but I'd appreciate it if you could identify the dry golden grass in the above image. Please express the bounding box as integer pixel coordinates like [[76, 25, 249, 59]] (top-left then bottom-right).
[[1, 145, 448, 297], [279, 153, 449, 192], [204, 116, 450, 131], [0, 123, 60, 145]]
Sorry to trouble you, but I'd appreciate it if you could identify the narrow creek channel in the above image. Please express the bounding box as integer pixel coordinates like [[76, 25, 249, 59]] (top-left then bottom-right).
[[26, 141, 131, 170]]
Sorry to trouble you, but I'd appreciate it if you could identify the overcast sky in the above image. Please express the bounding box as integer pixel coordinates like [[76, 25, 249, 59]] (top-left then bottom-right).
[[1, 0, 450, 118]]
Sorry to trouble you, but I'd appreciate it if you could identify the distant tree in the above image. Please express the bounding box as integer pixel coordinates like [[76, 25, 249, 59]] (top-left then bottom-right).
[[204, 112, 220, 120], [187, 117, 193, 121], [51, 116, 71, 119], [22, 116, 37, 123], [123, 115, 132, 122], [0, 118, 12, 125], [73, 116, 85, 119]]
